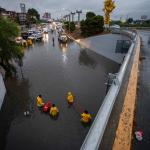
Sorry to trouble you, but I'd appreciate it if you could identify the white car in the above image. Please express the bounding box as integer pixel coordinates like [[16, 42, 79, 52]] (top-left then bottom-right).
[[110, 25, 120, 29], [43, 27, 48, 33], [58, 33, 68, 43], [28, 33, 42, 41]]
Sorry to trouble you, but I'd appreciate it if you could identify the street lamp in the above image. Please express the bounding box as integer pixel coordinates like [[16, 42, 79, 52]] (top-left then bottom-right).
[[76, 10, 82, 24], [68, 14, 71, 33], [71, 12, 76, 22]]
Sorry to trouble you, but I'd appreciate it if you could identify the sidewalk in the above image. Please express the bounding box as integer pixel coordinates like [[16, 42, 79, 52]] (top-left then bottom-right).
[[133, 30, 150, 149]]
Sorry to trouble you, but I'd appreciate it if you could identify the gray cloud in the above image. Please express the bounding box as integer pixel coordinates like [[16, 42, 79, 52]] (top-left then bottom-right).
[[0, 0, 150, 19]]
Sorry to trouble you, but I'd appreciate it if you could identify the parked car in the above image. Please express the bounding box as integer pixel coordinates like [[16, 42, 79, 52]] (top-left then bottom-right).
[[58, 33, 68, 43]]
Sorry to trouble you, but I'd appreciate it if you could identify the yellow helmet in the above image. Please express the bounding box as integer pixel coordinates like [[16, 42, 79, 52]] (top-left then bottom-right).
[[68, 92, 71, 95]]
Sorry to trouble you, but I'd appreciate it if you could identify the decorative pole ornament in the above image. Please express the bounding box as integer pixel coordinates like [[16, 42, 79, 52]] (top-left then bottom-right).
[[103, 0, 116, 29]]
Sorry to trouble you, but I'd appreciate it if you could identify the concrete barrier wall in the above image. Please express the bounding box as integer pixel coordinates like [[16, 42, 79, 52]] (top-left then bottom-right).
[[0, 73, 6, 109], [80, 30, 139, 150]]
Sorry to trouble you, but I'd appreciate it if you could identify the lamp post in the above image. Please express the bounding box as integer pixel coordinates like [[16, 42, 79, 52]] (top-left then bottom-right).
[[68, 14, 71, 33], [71, 12, 75, 22], [76, 10, 82, 25]]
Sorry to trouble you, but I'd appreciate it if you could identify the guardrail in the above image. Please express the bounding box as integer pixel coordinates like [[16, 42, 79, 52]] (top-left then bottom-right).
[[80, 30, 139, 150], [0, 73, 6, 109]]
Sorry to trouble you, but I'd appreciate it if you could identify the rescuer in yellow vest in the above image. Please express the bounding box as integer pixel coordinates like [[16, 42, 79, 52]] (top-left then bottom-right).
[[50, 104, 59, 117], [27, 39, 32, 45], [67, 92, 74, 105], [81, 110, 92, 123], [36, 95, 44, 107]]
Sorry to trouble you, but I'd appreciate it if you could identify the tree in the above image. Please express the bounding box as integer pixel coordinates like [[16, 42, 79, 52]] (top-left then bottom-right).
[[127, 18, 133, 24], [64, 21, 76, 32], [0, 17, 24, 77], [26, 8, 40, 25], [80, 12, 104, 37], [86, 12, 96, 19]]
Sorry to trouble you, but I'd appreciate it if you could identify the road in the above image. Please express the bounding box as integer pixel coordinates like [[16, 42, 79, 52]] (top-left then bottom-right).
[[133, 30, 150, 149], [0, 32, 125, 150]]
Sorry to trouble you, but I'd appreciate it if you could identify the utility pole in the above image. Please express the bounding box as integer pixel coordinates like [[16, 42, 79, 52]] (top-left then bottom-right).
[[66, 15, 69, 22], [71, 12, 75, 22], [63, 15, 67, 22], [76, 10, 82, 25], [68, 14, 71, 33]]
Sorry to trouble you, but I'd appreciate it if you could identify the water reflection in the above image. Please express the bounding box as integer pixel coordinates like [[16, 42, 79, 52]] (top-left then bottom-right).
[[43, 33, 49, 43], [79, 49, 97, 69], [59, 43, 68, 64], [0, 78, 31, 150]]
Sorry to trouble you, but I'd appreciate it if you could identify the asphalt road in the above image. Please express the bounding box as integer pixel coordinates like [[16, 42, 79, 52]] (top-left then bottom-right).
[[132, 30, 150, 149]]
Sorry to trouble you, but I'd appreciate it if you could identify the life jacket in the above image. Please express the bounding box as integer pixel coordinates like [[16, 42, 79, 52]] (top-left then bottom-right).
[[81, 113, 92, 123], [67, 94, 74, 103], [50, 107, 59, 116], [36, 96, 44, 107]]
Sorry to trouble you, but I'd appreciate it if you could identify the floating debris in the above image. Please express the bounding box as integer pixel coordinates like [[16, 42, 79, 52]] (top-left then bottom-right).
[[135, 130, 143, 141], [24, 111, 30, 116]]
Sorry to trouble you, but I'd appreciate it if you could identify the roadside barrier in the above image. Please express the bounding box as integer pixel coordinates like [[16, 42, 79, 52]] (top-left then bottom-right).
[[80, 30, 140, 150]]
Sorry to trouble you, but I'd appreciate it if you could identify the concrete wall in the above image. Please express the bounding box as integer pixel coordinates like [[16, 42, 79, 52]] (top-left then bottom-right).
[[0, 73, 6, 109]]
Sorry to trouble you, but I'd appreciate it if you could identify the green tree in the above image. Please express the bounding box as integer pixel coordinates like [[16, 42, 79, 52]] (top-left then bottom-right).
[[0, 17, 24, 77], [26, 8, 40, 25], [80, 12, 104, 37], [86, 12, 96, 19], [64, 21, 76, 32], [127, 18, 133, 24]]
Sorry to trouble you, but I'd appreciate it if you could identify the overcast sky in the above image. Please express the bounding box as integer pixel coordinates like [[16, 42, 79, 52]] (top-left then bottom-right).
[[0, 0, 150, 20]]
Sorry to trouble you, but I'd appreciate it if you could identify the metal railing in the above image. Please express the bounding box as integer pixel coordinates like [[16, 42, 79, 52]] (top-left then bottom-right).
[[80, 30, 139, 150]]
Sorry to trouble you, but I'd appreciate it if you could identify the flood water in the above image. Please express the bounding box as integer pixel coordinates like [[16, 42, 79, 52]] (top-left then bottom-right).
[[0, 32, 120, 150]]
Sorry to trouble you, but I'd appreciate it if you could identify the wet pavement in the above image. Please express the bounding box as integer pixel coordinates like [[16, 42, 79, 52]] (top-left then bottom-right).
[[79, 34, 129, 63], [0, 32, 121, 150], [133, 30, 150, 149]]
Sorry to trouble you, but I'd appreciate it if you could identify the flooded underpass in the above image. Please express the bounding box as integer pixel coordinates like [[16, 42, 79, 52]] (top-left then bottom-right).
[[0, 32, 121, 150]]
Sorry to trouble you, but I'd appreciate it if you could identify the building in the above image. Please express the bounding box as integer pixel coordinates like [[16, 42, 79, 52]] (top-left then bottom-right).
[[19, 3, 26, 25], [20, 3, 26, 13], [0, 8, 18, 21], [0, 7, 6, 14], [17, 13, 26, 25], [42, 12, 51, 21]]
